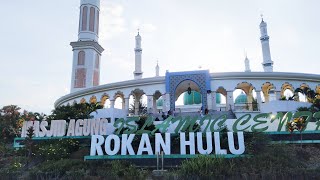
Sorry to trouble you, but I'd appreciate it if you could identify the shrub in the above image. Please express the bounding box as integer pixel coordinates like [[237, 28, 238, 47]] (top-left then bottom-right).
[[35, 139, 79, 160], [178, 155, 233, 178], [110, 160, 148, 179], [29, 159, 86, 179]]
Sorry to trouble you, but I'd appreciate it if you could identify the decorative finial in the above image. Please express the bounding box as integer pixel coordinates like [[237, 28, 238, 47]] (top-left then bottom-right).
[[137, 28, 140, 35], [244, 49, 247, 58], [260, 14, 264, 22]]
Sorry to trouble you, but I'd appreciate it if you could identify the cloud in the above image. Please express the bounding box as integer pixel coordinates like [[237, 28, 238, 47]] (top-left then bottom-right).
[[99, 2, 127, 40]]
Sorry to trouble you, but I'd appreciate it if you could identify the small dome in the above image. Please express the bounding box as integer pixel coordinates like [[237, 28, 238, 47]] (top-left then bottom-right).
[[216, 93, 221, 104], [183, 91, 202, 105], [235, 92, 248, 104]]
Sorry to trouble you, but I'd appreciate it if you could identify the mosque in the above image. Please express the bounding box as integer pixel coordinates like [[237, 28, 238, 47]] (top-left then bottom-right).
[[55, 0, 320, 120]]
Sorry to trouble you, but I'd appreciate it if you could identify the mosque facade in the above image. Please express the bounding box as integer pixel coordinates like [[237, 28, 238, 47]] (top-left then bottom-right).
[[55, 0, 320, 118]]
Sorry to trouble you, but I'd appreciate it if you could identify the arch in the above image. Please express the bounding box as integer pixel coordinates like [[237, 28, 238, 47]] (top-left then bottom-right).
[[300, 83, 309, 90], [78, 51, 85, 65], [74, 68, 86, 88], [81, 6, 88, 31], [114, 91, 125, 109], [89, 7, 95, 32], [153, 90, 162, 100], [261, 82, 275, 102], [89, 95, 97, 104], [216, 86, 227, 97], [114, 96, 124, 109], [166, 71, 210, 111], [316, 85, 320, 94], [80, 98, 86, 104], [100, 93, 109, 106], [281, 82, 295, 99], [96, 9, 99, 34], [113, 91, 125, 100], [95, 54, 100, 69], [175, 80, 201, 101], [130, 88, 145, 100], [235, 82, 255, 94], [234, 82, 255, 111]]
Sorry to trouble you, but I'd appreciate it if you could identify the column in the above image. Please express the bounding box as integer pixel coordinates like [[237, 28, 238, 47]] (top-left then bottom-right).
[[207, 92, 213, 110], [153, 98, 158, 113], [247, 92, 253, 111], [134, 98, 139, 115], [212, 91, 217, 111], [226, 91, 234, 111], [110, 99, 115, 109], [162, 93, 170, 113], [256, 91, 262, 111], [124, 98, 130, 115], [275, 91, 281, 101], [147, 95, 154, 114]]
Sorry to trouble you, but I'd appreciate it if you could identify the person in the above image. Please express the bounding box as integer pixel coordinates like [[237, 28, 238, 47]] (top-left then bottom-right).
[[204, 108, 209, 115], [162, 112, 166, 120]]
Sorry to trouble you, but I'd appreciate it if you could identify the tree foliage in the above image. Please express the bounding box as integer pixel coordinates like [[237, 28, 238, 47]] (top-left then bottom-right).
[[48, 102, 103, 121]]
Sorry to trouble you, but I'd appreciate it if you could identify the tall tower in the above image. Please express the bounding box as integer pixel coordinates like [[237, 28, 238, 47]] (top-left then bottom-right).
[[155, 61, 159, 77], [260, 16, 273, 72], [70, 0, 104, 93], [133, 31, 143, 79], [244, 55, 251, 72]]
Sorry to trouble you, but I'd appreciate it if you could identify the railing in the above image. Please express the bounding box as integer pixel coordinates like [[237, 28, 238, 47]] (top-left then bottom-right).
[[233, 103, 260, 111]]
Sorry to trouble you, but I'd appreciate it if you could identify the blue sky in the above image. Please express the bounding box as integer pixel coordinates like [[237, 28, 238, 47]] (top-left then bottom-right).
[[0, 0, 319, 114]]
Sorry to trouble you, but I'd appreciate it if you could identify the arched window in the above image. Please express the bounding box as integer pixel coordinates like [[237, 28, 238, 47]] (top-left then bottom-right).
[[96, 10, 99, 34], [74, 68, 86, 88], [81, 6, 88, 31], [89, 7, 95, 32], [95, 54, 100, 69], [93, 70, 99, 86], [78, 51, 85, 65]]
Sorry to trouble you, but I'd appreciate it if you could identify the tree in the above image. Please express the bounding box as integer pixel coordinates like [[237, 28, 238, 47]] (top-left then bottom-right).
[[129, 100, 147, 115], [294, 87, 318, 103], [24, 126, 35, 168], [48, 102, 103, 121], [0, 105, 21, 142], [294, 87, 320, 112]]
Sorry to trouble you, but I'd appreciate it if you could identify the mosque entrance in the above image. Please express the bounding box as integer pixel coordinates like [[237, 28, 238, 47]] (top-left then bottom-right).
[[165, 70, 211, 112]]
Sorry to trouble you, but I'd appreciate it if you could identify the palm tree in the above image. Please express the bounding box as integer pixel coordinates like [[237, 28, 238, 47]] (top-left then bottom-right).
[[129, 100, 147, 115], [294, 87, 318, 103]]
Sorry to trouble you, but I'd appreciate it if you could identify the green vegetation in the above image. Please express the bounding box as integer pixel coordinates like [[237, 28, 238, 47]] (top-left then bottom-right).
[[1, 104, 320, 179]]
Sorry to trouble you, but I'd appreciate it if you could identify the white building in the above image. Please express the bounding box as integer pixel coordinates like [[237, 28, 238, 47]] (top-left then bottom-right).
[[55, 0, 320, 118]]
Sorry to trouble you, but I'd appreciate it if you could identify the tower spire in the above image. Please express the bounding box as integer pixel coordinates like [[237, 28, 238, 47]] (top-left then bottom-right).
[[70, 0, 104, 93], [259, 16, 274, 72], [133, 31, 143, 79], [244, 53, 251, 72], [155, 60, 159, 77]]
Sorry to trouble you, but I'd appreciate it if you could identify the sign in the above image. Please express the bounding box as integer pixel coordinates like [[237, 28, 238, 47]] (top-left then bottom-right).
[[90, 132, 245, 156], [20, 111, 320, 138]]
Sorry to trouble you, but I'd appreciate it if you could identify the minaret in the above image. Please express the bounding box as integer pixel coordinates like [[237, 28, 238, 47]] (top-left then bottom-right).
[[70, 0, 104, 93], [133, 30, 143, 79], [244, 55, 251, 72], [155, 61, 159, 77], [259, 16, 274, 72]]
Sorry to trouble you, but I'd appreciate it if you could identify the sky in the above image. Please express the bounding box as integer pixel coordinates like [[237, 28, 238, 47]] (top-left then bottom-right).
[[0, 0, 319, 114]]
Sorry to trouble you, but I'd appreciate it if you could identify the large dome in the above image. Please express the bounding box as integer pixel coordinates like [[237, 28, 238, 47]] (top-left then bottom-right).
[[182, 91, 222, 105], [235, 92, 248, 104], [183, 91, 201, 105]]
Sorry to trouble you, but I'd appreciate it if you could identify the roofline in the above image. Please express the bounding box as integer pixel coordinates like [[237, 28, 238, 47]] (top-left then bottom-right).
[[55, 72, 320, 107]]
